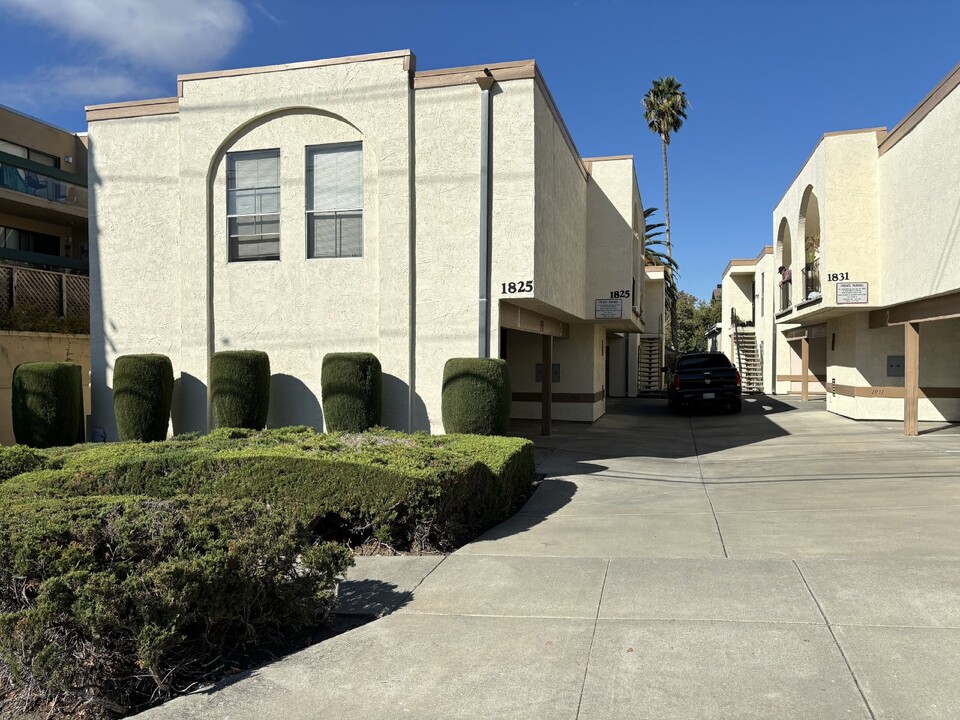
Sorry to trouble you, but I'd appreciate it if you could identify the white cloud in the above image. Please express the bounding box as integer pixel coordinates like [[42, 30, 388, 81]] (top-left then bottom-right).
[[0, 65, 163, 111], [0, 0, 249, 72]]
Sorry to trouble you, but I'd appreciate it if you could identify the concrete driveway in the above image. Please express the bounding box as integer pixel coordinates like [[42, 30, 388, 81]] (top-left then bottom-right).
[[140, 396, 960, 719]]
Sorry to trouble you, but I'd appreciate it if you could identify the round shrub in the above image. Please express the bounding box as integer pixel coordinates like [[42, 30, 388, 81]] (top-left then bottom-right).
[[210, 350, 270, 429], [441, 358, 512, 435], [321, 352, 382, 432], [12, 362, 83, 448], [113, 354, 174, 441]]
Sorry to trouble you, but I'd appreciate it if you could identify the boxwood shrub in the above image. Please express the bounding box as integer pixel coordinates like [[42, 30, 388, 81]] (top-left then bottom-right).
[[113, 353, 174, 441], [11, 361, 83, 448], [441, 358, 512, 435], [210, 350, 270, 429], [0, 494, 352, 716], [321, 352, 382, 432]]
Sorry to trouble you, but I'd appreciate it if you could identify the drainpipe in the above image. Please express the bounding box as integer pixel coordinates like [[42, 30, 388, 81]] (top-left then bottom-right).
[[477, 70, 495, 357]]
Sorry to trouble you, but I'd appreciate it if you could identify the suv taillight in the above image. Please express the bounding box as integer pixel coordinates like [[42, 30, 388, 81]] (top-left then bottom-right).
[[674, 373, 681, 390], [735, 369, 742, 387]]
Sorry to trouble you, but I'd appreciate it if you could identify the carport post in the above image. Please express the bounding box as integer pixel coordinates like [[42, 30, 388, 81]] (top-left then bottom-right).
[[800, 337, 810, 401], [904, 321, 920, 437], [541, 334, 552, 436]]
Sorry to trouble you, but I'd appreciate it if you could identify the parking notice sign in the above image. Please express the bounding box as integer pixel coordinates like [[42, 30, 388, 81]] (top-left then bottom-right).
[[595, 298, 622, 319], [836, 282, 868, 304]]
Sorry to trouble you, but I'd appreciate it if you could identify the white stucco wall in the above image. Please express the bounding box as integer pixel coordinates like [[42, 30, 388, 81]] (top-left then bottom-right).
[[88, 114, 182, 439], [533, 86, 586, 320], [879, 85, 960, 306]]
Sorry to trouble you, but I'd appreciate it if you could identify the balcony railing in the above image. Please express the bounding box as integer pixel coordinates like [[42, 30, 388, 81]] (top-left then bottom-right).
[[0, 152, 87, 209], [779, 282, 791, 312], [803, 258, 821, 300], [0, 262, 89, 320]]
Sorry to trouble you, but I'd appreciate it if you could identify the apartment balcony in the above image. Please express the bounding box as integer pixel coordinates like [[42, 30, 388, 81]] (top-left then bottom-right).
[[0, 151, 87, 224], [802, 258, 821, 301]]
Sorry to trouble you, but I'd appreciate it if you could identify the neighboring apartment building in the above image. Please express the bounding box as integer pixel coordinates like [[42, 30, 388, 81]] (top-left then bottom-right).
[[86, 50, 655, 438], [718, 62, 960, 434], [0, 105, 91, 443]]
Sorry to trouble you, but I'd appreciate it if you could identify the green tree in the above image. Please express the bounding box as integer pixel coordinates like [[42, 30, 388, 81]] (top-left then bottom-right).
[[643, 77, 689, 349], [673, 292, 721, 353], [642, 207, 678, 310]]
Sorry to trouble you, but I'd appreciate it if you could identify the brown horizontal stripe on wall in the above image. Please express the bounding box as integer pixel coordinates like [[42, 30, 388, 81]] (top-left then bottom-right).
[[512, 391, 604, 404], [776, 374, 825, 383], [827, 385, 960, 399]]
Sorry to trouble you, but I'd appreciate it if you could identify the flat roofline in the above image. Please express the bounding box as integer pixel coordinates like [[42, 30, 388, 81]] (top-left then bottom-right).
[[178, 49, 413, 84], [0, 103, 79, 136], [721, 245, 772, 278], [86, 97, 180, 122], [773, 127, 887, 210], [879, 61, 960, 156]]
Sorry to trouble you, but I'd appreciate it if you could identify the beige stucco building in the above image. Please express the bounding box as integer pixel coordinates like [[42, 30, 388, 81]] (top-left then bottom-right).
[[85, 50, 659, 438], [718, 62, 960, 434]]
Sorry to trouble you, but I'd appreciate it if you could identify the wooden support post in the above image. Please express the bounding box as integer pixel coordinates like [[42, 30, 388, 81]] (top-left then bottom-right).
[[904, 321, 920, 437], [800, 337, 810, 401], [541, 334, 552, 437]]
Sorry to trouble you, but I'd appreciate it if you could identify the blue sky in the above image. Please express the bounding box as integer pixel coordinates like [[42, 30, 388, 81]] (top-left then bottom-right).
[[1, 0, 957, 301]]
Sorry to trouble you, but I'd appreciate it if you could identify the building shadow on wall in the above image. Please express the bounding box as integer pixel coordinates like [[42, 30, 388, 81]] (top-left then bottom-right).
[[172, 372, 207, 436], [383, 373, 430, 432], [268, 373, 324, 430]]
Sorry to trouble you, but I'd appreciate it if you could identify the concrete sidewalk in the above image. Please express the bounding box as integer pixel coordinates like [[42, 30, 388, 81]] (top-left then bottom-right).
[[139, 397, 960, 719]]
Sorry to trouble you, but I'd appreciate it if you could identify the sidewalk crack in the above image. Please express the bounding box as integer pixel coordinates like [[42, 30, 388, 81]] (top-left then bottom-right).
[[793, 560, 877, 720], [690, 416, 728, 558], [574, 557, 610, 719]]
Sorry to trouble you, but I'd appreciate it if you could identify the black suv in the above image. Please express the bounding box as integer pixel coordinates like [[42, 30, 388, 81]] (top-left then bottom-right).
[[664, 352, 742, 413]]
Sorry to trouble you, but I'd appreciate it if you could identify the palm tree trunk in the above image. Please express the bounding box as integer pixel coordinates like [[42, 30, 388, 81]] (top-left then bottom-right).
[[661, 138, 678, 349]]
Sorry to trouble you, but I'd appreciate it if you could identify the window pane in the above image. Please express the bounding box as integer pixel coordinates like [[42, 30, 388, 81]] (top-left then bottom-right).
[[309, 213, 336, 258], [308, 143, 362, 212], [227, 150, 279, 262], [0, 140, 27, 158], [339, 212, 363, 257]]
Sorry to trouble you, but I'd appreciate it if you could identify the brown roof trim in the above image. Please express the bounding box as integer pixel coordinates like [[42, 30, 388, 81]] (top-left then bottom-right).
[[85, 97, 180, 122], [177, 49, 413, 85], [720, 245, 772, 278], [583, 155, 634, 162], [878, 62, 960, 157], [773, 127, 886, 209]]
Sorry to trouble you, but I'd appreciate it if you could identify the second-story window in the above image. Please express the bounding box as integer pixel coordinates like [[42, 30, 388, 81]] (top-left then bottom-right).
[[306, 143, 363, 258], [227, 150, 280, 262]]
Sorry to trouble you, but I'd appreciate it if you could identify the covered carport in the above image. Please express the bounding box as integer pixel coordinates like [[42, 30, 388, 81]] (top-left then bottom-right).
[[869, 290, 960, 436]]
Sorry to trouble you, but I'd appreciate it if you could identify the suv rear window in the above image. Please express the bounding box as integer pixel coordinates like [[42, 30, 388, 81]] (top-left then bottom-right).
[[677, 354, 732, 371]]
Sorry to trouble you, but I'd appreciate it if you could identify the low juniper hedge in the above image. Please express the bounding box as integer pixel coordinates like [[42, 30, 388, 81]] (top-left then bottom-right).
[[0, 428, 534, 717], [0, 494, 352, 717], [3, 427, 535, 551]]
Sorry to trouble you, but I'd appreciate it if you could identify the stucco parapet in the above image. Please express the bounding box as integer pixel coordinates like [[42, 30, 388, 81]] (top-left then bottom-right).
[[720, 245, 772, 279], [879, 62, 960, 156], [774, 128, 885, 209], [85, 97, 180, 122]]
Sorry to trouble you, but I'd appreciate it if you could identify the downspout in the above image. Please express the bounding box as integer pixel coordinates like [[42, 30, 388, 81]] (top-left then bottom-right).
[[477, 71, 495, 357], [407, 58, 418, 430]]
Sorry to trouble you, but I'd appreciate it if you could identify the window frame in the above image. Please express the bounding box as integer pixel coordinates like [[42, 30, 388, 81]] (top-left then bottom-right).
[[304, 142, 364, 260], [226, 148, 281, 263]]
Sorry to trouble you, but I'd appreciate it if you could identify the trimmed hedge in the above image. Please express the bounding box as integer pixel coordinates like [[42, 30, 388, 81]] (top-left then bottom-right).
[[113, 354, 174, 441], [11, 362, 83, 448], [210, 350, 270, 430], [2, 427, 535, 552], [0, 494, 352, 716], [321, 352, 383, 432], [441, 358, 512, 435]]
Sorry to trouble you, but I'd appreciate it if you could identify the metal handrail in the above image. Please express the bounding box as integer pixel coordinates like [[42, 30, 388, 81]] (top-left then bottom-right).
[[803, 258, 821, 298]]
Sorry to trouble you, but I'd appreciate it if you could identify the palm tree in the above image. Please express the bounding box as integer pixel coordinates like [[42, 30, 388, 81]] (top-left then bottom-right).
[[641, 207, 679, 324], [643, 77, 688, 347]]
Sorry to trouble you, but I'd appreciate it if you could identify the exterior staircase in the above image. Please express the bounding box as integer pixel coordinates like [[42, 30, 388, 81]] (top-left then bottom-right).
[[637, 334, 663, 393], [733, 329, 763, 394]]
